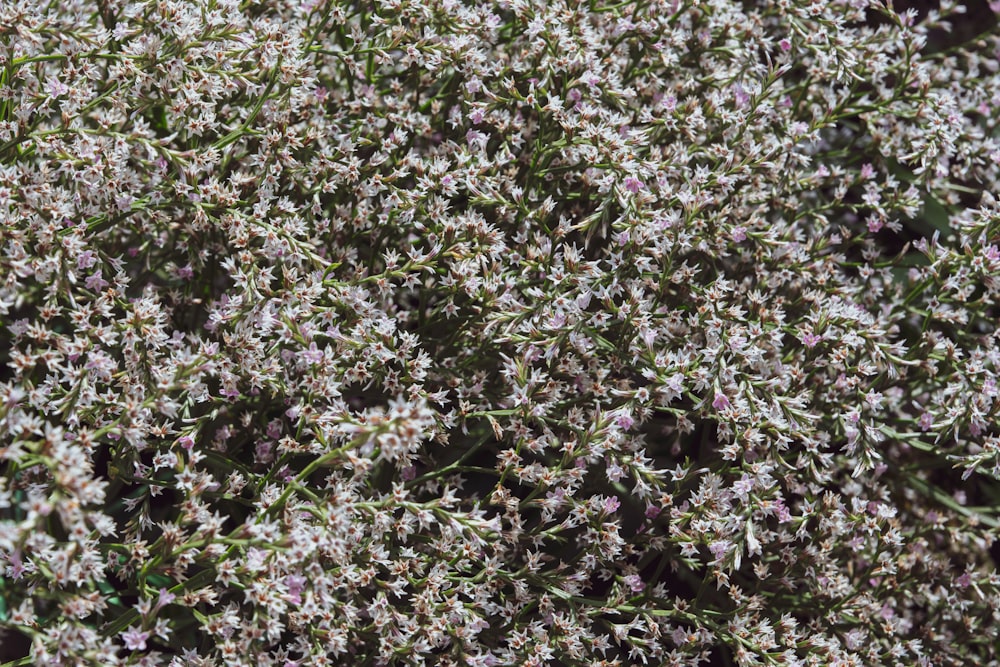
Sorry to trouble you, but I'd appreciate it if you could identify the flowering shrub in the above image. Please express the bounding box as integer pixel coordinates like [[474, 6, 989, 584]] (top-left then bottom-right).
[[3, 0, 1000, 665]]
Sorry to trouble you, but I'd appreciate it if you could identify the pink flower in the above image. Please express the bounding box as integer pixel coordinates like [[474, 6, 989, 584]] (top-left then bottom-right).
[[712, 393, 730, 410], [157, 588, 176, 609], [708, 540, 730, 560], [732, 83, 749, 108], [46, 76, 68, 97], [919, 412, 933, 431], [7, 551, 26, 580], [623, 176, 644, 193], [801, 332, 822, 348], [285, 575, 306, 605], [614, 410, 634, 431], [773, 497, 792, 523], [466, 129, 488, 150], [865, 390, 884, 410], [77, 250, 97, 270], [121, 627, 150, 651], [85, 270, 109, 291], [623, 574, 645, 593]]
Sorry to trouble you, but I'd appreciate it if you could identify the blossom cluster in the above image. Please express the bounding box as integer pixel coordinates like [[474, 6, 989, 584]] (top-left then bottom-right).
[[2, 0, 1000, 665]]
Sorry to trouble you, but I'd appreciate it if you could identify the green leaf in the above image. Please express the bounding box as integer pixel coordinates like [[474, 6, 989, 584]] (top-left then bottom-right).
[[150, 105, 168, 133], [923, 194, 951, 234]]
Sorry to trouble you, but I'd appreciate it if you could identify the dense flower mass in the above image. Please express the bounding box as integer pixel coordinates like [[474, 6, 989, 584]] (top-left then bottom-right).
[[3, 0, 1000, 664]]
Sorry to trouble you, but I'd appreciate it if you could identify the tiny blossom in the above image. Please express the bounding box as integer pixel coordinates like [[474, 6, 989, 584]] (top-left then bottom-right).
[[732, 83, 750, 108], [77, 250, 97, 270], [801, 332, 822, 348], [919, 412, 934, 432], [623, 574, 645, 593], [46, 76, 68, 97], [121, 627, 150, 652], [623, 176, 644, 193], [84, 270, 109, 291], [606, 460, 625, 483], [865, 390, 884, 410], [157, 588, 176, 609]]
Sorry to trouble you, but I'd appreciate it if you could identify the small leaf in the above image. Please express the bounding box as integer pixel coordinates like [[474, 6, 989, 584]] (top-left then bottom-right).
[[923, 194, 951, 234]]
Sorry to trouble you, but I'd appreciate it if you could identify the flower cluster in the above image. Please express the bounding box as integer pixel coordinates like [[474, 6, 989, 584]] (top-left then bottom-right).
[[3, 0, 1000, 665]]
